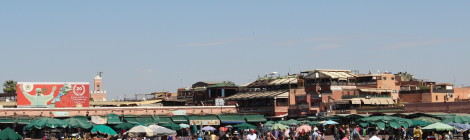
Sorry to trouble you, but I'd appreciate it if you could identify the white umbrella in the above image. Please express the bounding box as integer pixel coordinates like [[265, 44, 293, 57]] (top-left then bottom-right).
[[148, 125, 177, 136], [128, 125, 155, 137]]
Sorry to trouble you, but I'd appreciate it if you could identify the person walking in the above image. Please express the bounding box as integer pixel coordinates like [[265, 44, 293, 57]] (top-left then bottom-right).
[[369, 131, 381, 140], [247, 130, 257, 140], [414, 126, 423, 140]]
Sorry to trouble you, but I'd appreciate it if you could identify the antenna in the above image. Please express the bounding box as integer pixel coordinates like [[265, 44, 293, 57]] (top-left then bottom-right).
[[98, 72, 103, 77]]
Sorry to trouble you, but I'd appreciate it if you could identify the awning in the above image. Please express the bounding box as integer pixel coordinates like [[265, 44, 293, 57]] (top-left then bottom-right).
[[16, 117, 35, 124], [107, 114, 123, 124], [368, 99, 381, 105], [386, 98, 395, 104], [361, 98, 372, 105], [156, 117, 173, 124], [171, 116, 188, 124], [243, 115, 267, 123], [226, 90, 289, 100], [0, 117, 14, 123], [218, 115, 246, 124], [124, 117, 139, 124], [359, 89, 393, 93], [351, 99, 362, 105], [376, 98, 389, 105], [136, 117, 156, 124]]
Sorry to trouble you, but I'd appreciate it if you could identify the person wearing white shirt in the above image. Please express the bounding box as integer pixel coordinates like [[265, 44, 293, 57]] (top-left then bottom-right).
[[247, 130, 257, 140], [369, 131, 380, 140]]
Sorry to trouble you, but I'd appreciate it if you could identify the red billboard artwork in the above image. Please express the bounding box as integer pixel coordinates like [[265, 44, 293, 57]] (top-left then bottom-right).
[[17, 82, 90, 108]]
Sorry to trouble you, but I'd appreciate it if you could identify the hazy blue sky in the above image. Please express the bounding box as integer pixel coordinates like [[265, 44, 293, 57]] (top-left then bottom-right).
[[1, 1, 469, 100]]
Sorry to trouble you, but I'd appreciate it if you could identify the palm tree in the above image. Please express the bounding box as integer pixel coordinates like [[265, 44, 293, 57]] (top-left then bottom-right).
[[3, 80, 17, 93]]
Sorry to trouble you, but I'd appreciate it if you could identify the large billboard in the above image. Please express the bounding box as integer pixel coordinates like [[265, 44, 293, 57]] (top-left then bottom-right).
[[17, 82, 90, 108]]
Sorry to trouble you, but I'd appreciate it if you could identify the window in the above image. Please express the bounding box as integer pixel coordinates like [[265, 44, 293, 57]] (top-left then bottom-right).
[[382, 77, 387, 80], [391, 77, 395, 80], [436, 95, 438, 100]]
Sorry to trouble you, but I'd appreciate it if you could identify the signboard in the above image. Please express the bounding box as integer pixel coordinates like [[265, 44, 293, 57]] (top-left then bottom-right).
[[189, 120, 220, 125], [17, 82, 90, 108], [51, 111, 69, 117], [170, 110, 186, 116]]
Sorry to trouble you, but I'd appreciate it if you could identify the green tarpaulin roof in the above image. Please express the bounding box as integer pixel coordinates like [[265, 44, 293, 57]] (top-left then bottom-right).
[[157, 117, 173, 124], [187, 115, 219, 120], [218, 115, 246, 123], [208, 83, 238, 88], [136, 117, 156, 124], [107, 114, 122, 124], [171, 116, 188, 124], [0, 117, 14, 123], [243, 115, 267, 123], [124, 118, 139, 124]]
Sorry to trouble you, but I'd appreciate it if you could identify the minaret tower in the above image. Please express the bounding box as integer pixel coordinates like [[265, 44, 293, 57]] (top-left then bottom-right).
[[90, 72, 107, 101]]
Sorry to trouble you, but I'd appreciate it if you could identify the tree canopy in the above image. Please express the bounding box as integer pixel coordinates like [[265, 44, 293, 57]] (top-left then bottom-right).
[[3, 80, 17, 93]]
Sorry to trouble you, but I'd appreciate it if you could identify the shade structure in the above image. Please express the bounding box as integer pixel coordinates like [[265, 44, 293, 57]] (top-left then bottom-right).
[[411, 120, 432, 127], [296, 125, 312, 132], [224, 125, 233, 128], [162, 123, 181, 130], [421, 122, 454, 131], [243, 115, 267, 123], [24, 117, 68, 130], [357, 116, 412, 129], [309, 121, 319, 126], [171, 116, 188, 124], [128, 125, 155, 137], [218, 114, 246, 123], [321, 120, 339, 125], [0, 127, 22, 140], [148, 125, 177, 136], [179, 124, 190, 128], [441, 116, 470, 124], [91, 125, 117, 136], [64, 117, 92, 129], [412, 117, 441, 123], [270, 123, 289, 130], [202, 126, 216, 131], [233, 123, 257, 130], [114, 122, 135, 130], [286, 119, 300, 125], [107, 114, 122, 124], [447, 123, 470, 131]]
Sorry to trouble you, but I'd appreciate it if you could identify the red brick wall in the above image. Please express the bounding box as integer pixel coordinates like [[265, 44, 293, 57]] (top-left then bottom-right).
[[399, 94, 422, 103]]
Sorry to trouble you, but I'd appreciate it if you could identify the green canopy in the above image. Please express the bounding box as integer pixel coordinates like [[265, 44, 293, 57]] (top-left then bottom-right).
[[233, 123, 257, 129], [171, 116, 188, 124], [157, 117, 173, 124], [441, 116, 470, 124], [24, 118, 68, 130], [421, 122, 454, 131], [412, 117, 441, 123], [0, 127, 22, 140], [162, 123, 181, 130], [243, 115, 267, 123], [411, 120, 432, 127], [309, 121, 319, 126], [0, 117, 14, 124], [91, 125, 117, 135], [64, 117, 92, 129], [218, 114, 246, 123], [357, 116, 412, 130], [124, 117, 139, 124], [107, 114, 122, 124], [270, 123, 289, 130], [114, 122, 135, 130], [136, 116, 157, 124]]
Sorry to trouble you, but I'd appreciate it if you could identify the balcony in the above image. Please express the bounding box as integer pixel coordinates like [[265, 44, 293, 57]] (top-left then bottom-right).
[[342, 94, 391, 99]]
